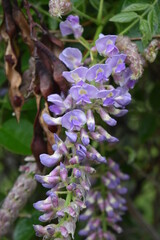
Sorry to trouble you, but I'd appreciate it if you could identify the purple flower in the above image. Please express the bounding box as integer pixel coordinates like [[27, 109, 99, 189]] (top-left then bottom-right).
[[106, 54, 126, 74], [61, 109, 86, 131], [96, 35, 119, 57], [97, 126, 119, 143], [63, 66, 88, 84], [65, 131, 77, 143], [69, 83, 99, 105], [43, 113, 62, 126], [76, 143, 87, 161], [60, 15, 83, 39], [60, 163, 68, 182], [40, 150, 62, 167], [59, 47, 82, 70], [86, 109, 95, 132], [86, 64, 112, 83], [80, 128, 90, 146], [48, 94, 72, 115], [97, 87, 131, 107], [97, 107, 117, 126]]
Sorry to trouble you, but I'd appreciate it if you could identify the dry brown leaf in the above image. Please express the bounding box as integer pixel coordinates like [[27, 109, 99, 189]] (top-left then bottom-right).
[[1, 23, 24, 121], [12, 5, 34, 54]]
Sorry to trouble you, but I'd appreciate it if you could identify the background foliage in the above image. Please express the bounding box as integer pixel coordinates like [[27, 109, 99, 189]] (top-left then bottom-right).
[[0, 0, 160, 239]]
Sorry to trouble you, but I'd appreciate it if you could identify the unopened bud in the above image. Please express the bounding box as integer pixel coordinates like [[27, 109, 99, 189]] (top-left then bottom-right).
[[144, 39, 160, 63], [49, 0, 72, 17]]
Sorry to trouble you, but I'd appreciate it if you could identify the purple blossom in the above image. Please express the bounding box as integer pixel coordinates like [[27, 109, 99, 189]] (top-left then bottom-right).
[[106, 54, 126, 74], [39, 151, 62, 167], [65, 131, 77, 143], [86, 64, 112, 83], [97, 107, 117, 126], [48, 94, 72, 115], [43, 113, 62, 126], [97, 87, 131, 107], [63, 66, 88, 84], [69, 83, 99, 105], [95, 35, 119, 57], [76, 143, 87, 161], [59, 47, 82, 70], [61, 109, 86, 131], [60, 15, 83, 39], [80, 128, 90, 146], [86, 109, 95, 132]]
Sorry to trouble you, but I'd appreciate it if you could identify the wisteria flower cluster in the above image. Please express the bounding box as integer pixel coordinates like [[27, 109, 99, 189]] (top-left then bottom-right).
[[33, 16, 138, 240]]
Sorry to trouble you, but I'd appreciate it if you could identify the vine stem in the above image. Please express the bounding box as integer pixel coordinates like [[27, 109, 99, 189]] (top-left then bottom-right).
[[97, 0, 104, 23], [78, 36, 91, 50], [119, 0, 158, 36], [72, 7, 98, 25]]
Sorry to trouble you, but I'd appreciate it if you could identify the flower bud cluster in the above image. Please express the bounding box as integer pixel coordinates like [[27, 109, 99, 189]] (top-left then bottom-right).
[[34, 29, 139, 238], [49, 0, 72, 18], [144, 39, 160, 63], [79, 158, 129, 239], [116, 36, 144, 80]]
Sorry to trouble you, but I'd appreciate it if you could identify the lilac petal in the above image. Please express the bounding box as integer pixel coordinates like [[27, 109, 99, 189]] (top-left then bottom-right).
[[96, 35, 119, 57], [115, 88, 131, 106], [61, 109, 86, 131], [59, 47, 82, 70], [97, 126, 119, 143], [40, 151, 61, 167], [48, 94, 65, 115], [76, 144, 87, 161], [86, 109, 95, 132], [88, 146, 107, 163], [70, 83, 99, 104], [65, 131, 77, 143], [39, 211, 54, 222], [73, 168, 81, 178], [60, 226, 69, 238], [62, 67, 88, 84], [80, 128, 90, 146], [33, 201, 52, 212], [97, 107, 117, 126], [60, 162, 68, 182], [33, 225, 45, 237], [107, 106, 128, 117], [43, 113, 62, 126], [60, 15, 83, 39], [86, 64, 112, 83], [106, 54, 126, 71], [90, 131, 105, 142], [60, 21, 73, 36]]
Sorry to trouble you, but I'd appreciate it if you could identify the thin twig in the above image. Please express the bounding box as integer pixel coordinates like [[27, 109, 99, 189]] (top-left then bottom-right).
[[131, 35, 160, 41]]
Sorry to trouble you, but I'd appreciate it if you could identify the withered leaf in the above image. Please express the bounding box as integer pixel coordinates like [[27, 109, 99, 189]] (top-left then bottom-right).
[[12, 4, 34, 54], [1, 23, 24, 121]]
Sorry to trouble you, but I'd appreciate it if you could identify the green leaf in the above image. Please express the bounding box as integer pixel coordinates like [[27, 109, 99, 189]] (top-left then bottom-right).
[[110, 12, 138, 23], [139, 19, 152, 46], [139, 113, 157, 141], [0, 68, 6, 87], [13, 211, 41, 240], [122, 3, 150, 12], [148, 9, 158, 34], [0, 118, 33, 155]]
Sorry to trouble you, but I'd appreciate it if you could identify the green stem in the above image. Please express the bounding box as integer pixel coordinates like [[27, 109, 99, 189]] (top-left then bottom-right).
[[64, 191, 72, 207], [93, 24, 103, 44], [72, 7, 98, 24], [97, 0, 104, 23], [119, 0, 158, 35], [78, 36, 91, 50]]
